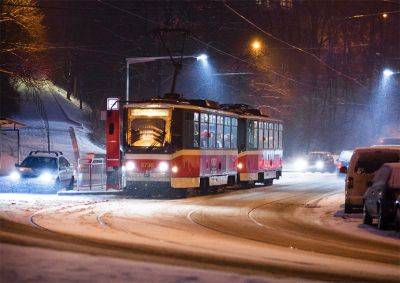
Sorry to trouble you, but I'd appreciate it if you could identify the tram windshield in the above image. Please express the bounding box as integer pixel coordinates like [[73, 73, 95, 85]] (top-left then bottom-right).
[[126, 108, 171, 148]]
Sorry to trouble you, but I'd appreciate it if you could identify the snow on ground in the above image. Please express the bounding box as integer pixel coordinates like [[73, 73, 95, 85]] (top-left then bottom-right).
[[0, 243, 300, 283], [1, 80, 104, 175]]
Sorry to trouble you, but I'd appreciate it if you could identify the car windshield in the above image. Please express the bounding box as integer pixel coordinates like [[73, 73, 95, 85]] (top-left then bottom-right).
[[355, 152, 399, 174], [20, 156, 57, 169], [308, 153, 331, 161], [126, 108, 171, 148]]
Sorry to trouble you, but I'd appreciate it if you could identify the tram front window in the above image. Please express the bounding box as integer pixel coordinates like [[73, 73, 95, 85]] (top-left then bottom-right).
[[126, 108, 171, 148]]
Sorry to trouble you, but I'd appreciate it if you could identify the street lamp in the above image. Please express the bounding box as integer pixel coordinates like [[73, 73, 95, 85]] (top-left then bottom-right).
[[383, 69, 395, 77], [251, 40, 262, 51], [125, 54, 207, 101]]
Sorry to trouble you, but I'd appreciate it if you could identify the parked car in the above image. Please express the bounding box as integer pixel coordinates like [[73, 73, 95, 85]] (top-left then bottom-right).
[[341, 147, 400, 213], [336, 150, 353, 174], [10, 151, 74, 190], [363, 163, 400, 229]]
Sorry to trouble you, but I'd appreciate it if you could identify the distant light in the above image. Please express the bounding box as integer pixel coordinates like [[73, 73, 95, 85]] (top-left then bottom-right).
[[158, 161, 169, 172], [315, 161, 324, 170], [9, 171, 21, 181], [383, 69, 394, 77], [196, 54, 208, 61], [251, 40, 261, 50], [171, 166, 178, 173], [382, 13, 388, 19], [38, 171, 55, 184], [125, 161, 135, 171]]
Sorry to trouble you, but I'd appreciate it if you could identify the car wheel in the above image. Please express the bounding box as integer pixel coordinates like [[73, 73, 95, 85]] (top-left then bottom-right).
[[363, 204, 372, 225], [66, 176, 74, 191], [344, 203, 353, 214], [377, 205, 387, 230]]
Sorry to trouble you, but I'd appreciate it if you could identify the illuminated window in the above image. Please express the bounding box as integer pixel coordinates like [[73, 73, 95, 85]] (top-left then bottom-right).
[[263, 122, 268, 149], [126, 108, 171, 148], [223, 117, 231, 149], [231, 118, 238, 149], [200, 113, 208, 148], [209, 114, 217, 148], [247, 120, 258, 150], [280, 0, 292, 9], [258, 121, 264, 149], [268, 123, 274, 149], [274, 123, 279, 149], [216, 116, 224, 149]]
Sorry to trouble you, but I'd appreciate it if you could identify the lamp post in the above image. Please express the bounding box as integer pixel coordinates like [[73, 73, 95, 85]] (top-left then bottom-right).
[[125, 55, 208, 101]]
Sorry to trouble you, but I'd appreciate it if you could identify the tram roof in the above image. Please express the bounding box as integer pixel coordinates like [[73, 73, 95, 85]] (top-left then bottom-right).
[[123, 97, 282, 122]]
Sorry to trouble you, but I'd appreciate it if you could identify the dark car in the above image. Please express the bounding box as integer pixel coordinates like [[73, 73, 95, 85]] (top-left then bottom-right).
[[306, 151, 336, 173], [363, 163, 400, 230], [10, 151, 74, 190]]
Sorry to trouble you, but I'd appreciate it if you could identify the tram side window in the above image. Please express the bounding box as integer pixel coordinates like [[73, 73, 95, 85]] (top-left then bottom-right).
[[193, 112, 200, 148], [216, 116, 224, 149], [268, 123, 274, 149], [279, 124, 283, 149], [247, 120, 258, 149], [274, 123, 279, 149], [258, 121, 264, 149], [200, 113, 208, 148], [263, 122, 268, 149], [231, 118, 238, 149], [209, 114, 216, 148], [223, 117, 231, 149], [184, 112, 197, 148]]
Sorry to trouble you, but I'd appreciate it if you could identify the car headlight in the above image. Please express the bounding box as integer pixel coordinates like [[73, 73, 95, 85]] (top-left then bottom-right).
[[38, 171, 56, 184], [294, 158, 308, 171], [125, 161, 135, 171], [9, 171, 21, 181], [315, 161, 324, 169]]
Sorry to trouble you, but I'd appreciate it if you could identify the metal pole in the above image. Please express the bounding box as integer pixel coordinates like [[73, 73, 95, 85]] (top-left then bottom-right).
[[126, 62, 130, 101], [17, 129, 20, 164]]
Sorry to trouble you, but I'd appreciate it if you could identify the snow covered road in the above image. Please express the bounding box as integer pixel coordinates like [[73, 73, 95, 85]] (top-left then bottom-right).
[[1, 173, 399, 282]]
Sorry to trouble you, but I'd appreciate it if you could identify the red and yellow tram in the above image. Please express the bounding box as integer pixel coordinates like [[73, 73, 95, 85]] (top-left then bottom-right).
[[105, 97, 282, 195]]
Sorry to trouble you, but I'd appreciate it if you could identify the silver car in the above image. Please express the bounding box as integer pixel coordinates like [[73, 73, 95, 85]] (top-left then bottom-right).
[[11, 151, 74, 190]]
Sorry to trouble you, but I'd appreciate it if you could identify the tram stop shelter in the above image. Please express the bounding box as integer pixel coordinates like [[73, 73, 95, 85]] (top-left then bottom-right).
[[0, 118, 27, 164]]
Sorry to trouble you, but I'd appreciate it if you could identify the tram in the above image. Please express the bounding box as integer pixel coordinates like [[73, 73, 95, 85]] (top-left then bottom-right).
[[105, 96, 283, 195]]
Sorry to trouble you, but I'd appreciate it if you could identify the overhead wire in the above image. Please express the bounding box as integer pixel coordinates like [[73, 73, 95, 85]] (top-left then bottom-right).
[[224, 2, 367, 89], [95, 0, 316, 91]]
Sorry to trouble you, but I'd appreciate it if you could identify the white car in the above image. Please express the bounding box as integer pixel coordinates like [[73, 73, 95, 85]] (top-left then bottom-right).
[[11, 151, 75, 190]]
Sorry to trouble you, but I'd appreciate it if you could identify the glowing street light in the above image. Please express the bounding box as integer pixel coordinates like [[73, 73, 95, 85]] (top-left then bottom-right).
[[196, 54, 208, 62], [382, 13, 388, 19], [383, 69, 395, 77], [251, 40, 262, 51]]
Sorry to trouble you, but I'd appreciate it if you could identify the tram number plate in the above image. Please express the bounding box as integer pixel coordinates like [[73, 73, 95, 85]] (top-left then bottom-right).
[[141, 162, 154, 169]]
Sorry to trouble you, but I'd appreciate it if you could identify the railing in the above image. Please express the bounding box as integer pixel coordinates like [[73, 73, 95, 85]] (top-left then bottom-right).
[[77, 157, 106, 190]]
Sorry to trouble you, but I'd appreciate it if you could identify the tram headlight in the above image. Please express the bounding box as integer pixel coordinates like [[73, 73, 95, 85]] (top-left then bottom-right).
[[316, 161, 324, 170], [171, 165, 178, 174], [158, 161, 169, 172], [237, 162, 243, 170], [125, 161, 135, 171]]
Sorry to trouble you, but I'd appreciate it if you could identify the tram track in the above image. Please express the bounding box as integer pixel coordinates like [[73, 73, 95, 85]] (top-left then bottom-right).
[[1, 174, 399, 282]]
